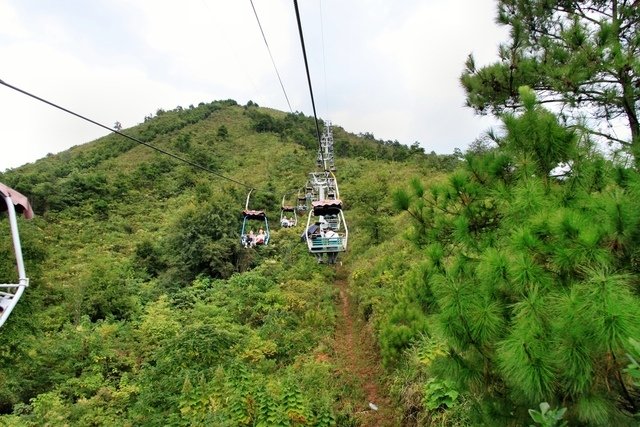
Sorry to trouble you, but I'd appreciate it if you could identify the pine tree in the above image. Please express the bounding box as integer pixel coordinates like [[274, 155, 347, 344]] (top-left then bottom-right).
[[395, 87, 640, 424], [461, 1, 640, 165]]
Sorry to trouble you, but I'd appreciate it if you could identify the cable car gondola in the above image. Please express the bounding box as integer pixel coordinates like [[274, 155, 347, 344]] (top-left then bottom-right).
[[305, 199, 347, 264], [305, 171, 340, 202], [296, 188, 308, 215], [280, 193, 297, 228], [0, 183, 33, 328], [240, 189, 269, 247]]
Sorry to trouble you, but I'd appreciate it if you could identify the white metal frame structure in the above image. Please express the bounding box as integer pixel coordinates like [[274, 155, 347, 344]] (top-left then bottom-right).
[[305, 199, 348, 255], [240, 189, 270, 247], [305, 171, 340, 203], [280, 194, 298, 227], [316, 121, 336, 171], [0, 183, 33, 328]]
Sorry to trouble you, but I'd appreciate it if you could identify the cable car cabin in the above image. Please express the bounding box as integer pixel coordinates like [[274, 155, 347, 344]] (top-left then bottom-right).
[[304, 186, 317, 203], [296, 188, 308, 214], [280, 193, 298, 228], [0, 183, 33, 328], [306, 172, 340, 202], [326, 175, 339, 199], [280, 205, 297, 228], [305, 200, 348, 264], [296, 195, 308, 213], [241, 210, 270, 248]]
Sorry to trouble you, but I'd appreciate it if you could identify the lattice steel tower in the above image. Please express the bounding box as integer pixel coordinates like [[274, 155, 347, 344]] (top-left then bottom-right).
[[316, 121, 336, 172]]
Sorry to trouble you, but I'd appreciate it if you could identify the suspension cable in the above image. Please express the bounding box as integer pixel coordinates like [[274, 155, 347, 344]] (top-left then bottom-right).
[[319, 0, 329, 116], [292, 0, 326, 171], [249, 0, 293, 113], [0, 78, 254, 190]]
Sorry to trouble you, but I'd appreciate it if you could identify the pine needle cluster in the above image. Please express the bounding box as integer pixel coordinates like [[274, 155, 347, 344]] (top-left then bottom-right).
[[394, 88, 640, 425]]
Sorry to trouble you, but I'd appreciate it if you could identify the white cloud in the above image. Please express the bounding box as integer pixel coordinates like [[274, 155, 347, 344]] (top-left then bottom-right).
[[0, 0, 27, 38], [0, 0, 509, 171]]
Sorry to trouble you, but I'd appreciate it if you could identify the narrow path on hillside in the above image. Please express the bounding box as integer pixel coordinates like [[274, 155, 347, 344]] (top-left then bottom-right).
[[332, 266, 399, 426]]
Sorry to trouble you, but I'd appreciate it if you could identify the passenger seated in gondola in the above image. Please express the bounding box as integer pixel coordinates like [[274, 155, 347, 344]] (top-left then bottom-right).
[[301, 222, 320, 242], [255, 228, 266, 245], [323, 226, 337, 239], [248, 229, 256, 247], [281, 216, 291, 228]]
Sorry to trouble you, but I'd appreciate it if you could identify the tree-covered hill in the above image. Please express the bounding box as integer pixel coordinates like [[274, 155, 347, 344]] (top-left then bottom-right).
[[2, 1, 639, 424], [0, 100, 455, 425], [2, 87, 639, 426], [352, 88, 640, 426]]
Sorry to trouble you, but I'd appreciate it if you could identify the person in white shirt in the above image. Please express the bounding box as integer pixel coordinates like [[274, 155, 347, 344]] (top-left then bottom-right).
[[323, 227, 337, 238]]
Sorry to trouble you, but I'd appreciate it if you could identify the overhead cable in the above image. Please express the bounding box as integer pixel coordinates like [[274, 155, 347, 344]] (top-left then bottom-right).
[[0, 78, 254, 190], [319, 0, 329, 115], [249, 0, 293, 113], [292, 0, 326, 171]]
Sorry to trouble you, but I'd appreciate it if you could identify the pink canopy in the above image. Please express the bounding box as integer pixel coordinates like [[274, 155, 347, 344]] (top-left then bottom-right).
[[312, 199, 342, 215], [242, 209, 266, 220], [0, 183, 33, 219]]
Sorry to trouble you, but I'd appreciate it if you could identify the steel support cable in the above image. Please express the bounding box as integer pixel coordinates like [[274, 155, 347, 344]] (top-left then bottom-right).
[[0, 78, 254, 190], [292, 0, 326, 172], [319, 0, 329, 116], [249, 0, 293, 113]]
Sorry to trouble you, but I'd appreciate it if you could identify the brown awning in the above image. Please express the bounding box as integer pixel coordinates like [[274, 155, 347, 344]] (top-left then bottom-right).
[[243, 209, 266, 220], [0, 183, 34, 219], [281, 205, 295, 212], [312, 199, 342, 215]]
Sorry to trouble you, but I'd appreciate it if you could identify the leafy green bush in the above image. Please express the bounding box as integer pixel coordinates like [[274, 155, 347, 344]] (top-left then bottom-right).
[[423, 377, 459, 411], [528, 402, 567, 427]]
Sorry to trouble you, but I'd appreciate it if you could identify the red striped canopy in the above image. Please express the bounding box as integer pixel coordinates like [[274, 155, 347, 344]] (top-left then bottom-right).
[[312, 199, 342, 215], [242, 209, 266, 220], [0, 183, 33, 219]]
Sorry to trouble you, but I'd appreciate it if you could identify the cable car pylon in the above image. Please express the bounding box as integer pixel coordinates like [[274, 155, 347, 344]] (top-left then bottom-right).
[[316, 121, 336, 172]]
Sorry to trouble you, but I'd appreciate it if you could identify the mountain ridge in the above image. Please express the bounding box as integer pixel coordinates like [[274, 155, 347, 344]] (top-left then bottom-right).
[[0, 99, 453, 424]]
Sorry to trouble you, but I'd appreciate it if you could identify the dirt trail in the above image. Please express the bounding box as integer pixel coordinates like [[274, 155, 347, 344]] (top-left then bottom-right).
[[332, 266, 399, 426]]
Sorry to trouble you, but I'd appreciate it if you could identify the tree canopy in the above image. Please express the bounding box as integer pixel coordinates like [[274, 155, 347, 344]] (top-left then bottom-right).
[[385, 87, 640, 425], [461, 0, 640, 164]]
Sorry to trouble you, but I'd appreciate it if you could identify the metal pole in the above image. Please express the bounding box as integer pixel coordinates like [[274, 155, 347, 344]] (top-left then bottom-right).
[[0, 195, 28, 327]]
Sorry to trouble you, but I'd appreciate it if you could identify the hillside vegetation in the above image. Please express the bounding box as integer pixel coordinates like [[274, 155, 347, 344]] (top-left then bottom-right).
[[1, 89, 640, 426], [0, 100, 453, 426], [352, 88, 640, 426], [3, 1, 640, 425]]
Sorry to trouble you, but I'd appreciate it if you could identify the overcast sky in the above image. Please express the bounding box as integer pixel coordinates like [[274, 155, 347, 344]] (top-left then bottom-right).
[[0, 0, 508, 171]]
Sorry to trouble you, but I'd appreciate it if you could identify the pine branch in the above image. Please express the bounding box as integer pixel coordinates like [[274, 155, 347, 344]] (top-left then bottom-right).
[[585, 129, 630, 145], [610, 347, 638, 412], [619, 15, 640, 32], [573, 3, 611, 24]]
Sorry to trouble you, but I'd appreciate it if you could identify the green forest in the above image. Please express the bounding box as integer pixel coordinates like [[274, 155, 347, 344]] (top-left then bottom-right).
[[1, 1, 639, 426]]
